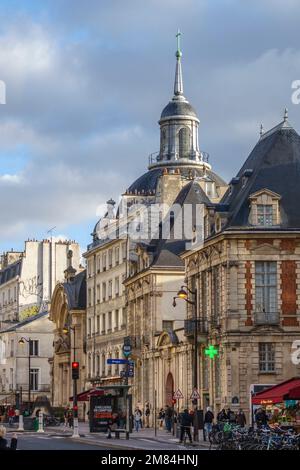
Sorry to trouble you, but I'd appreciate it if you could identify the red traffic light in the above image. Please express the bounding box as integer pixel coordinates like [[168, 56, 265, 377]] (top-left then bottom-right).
[[172, 398, 176, 405], [72, 361, 79, 369], [73, 405, 78, 411]]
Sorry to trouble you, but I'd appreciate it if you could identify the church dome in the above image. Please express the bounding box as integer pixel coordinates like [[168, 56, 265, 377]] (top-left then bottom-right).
[[160, 99, 198, 120], [126, 167, 226, 195]]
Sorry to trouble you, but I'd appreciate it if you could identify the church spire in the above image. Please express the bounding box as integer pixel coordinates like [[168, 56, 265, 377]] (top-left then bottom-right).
[[174, 29, 184, 98]]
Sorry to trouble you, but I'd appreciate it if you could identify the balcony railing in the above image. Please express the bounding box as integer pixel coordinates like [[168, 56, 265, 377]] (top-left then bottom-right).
[[254, 312, 280, 325], [15, 384, 51, 392]]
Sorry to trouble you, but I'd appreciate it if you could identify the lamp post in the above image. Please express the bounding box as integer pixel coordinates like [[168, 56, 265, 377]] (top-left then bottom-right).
[[62, 325, 79, 438], [173, 286, 199, 442], [18, 337, 32, 407]]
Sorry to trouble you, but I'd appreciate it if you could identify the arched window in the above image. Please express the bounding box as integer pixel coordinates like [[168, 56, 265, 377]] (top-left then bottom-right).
[[178, 127, 191, 158]]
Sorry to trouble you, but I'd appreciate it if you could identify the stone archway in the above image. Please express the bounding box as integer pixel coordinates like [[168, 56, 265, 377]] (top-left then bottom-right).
[[165, 372, 174, 407]]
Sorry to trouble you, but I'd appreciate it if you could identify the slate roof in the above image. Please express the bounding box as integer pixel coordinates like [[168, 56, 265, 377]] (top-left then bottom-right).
[[150, 180, 211, 267], [0, 259, 22, 286], [1, 311, 48, 333], [220, 120, 300, 230], [62, 270, 86, 310]]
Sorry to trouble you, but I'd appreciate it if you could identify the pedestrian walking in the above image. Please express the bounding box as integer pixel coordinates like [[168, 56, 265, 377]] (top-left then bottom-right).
[[164, 405, 173, 432], [217, 408, 228, 423], [236, 409, 247, 427], [158, 408, 165, 428], [8, 407, 15, 427], [0, 426, 17, 451], [67, 410, 73, 428], [63, 407, 69, 427], [133, 407, 142, 432], [178, 409, 193, 444], [145, 403, 151, 428], [203, 406, 214, 441], [227, 408, 237, 424]]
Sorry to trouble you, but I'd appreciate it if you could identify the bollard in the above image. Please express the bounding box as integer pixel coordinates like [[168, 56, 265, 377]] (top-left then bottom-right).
[[36, 411, 45, 433], [72, 417, 79, 438], [17, 414, 24, 432]]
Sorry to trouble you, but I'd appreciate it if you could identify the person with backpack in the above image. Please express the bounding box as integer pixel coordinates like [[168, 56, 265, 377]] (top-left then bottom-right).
[[203, 406, 214, 441]]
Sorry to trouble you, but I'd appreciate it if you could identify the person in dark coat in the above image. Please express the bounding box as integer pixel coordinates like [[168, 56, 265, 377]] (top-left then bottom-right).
[[164, 405, 173, 432], [255, 408, 268, 428], [236, 409, 247, 427], [178, 409, 193, 444], [217, 408, 228, 422], [227, 408, 237, 423], [0, 426, 17, 451], [203, 407, 214, 441]]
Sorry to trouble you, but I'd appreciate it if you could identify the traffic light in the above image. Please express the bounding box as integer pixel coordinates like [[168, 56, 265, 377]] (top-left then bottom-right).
[[72, 361, 79, 380], [171, 398, 176, 405]]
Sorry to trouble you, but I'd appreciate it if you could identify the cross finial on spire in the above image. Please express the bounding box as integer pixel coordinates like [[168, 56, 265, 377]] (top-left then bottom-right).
[[284, 107, 288, 122], [174, 30, 184, 96], [176, 29, 182, 58], [260, 123, 264, 137]]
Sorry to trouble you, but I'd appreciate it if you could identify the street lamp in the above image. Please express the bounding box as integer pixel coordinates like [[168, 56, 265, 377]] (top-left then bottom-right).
[[173, 285, 199, 442], [18, 337, 32, 406], [63, 325, 79, 438]]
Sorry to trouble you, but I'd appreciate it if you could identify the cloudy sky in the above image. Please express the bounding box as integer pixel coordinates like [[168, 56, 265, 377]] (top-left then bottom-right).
[[0, 0, 300, 254]]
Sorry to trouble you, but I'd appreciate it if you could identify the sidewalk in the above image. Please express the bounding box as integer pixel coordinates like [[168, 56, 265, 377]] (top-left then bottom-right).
[[44, 422, 211, 450]]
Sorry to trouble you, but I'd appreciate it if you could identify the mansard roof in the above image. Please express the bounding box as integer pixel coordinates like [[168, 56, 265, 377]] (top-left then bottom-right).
[[0, 259, 22, 286], [220, 120, 300, 230]]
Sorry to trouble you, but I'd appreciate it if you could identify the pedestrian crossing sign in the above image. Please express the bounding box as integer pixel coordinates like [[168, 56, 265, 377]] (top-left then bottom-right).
[[173, 388, 184, 399], [190, 388, 200, 400]]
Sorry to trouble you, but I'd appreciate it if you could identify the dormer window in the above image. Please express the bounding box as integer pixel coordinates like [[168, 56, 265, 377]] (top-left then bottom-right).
[[205, 181, 215, 198], [249, 189, 281, 226], [257, 204, 273, 226]]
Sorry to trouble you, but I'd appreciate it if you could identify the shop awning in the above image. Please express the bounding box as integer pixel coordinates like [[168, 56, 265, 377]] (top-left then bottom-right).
[[69, 389, 104, 402], [252, 378, 300, 405], [288, 385, 300, 400]]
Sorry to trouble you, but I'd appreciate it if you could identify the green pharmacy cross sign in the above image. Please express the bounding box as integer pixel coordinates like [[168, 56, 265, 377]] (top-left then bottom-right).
[[205, 345, 219, 359]]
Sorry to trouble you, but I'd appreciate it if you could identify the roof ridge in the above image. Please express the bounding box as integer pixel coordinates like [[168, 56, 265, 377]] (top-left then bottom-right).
[[259, 119, 294, 141]]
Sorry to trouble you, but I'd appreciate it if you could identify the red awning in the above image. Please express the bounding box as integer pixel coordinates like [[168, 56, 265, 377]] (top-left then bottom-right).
[[69, 389, 104, 402], [252, 378, 300, 405], [288, 385, 300, 400]]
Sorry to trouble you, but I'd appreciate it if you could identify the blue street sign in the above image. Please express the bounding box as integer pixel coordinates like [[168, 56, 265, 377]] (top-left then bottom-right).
[[107, 358, 129, 365]]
